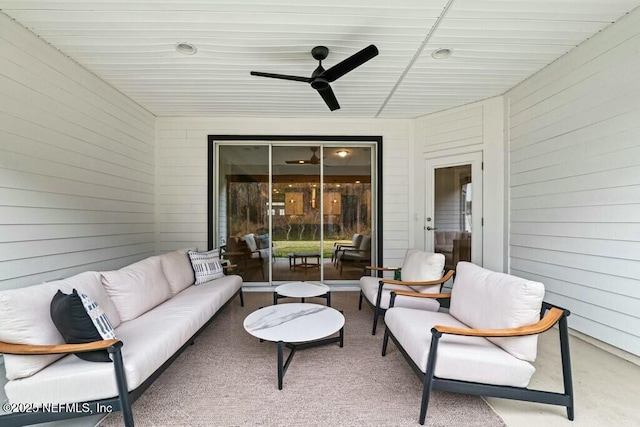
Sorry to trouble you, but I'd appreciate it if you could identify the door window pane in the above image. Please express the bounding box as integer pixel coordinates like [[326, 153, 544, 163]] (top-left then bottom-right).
[[434, 165, 472, 270]]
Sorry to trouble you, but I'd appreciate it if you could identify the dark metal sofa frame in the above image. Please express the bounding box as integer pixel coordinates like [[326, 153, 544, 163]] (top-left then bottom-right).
[[382, 297, 574, 425], [0, 288, 244, 427]]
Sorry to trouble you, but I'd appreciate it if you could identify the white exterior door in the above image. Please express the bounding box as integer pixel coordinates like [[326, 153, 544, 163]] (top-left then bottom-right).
[[424, 152, 483, 269]]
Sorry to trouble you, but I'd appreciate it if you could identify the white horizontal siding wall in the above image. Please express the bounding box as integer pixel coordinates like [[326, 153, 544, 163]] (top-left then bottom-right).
[[156, 117, 413, 268], [414, 97, 505, 271], [506, 9, 640, 356], [0, 14, 156, 290]]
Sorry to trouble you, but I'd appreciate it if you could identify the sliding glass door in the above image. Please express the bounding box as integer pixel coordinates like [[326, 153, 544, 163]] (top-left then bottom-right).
[[215, 141, 374, 285]]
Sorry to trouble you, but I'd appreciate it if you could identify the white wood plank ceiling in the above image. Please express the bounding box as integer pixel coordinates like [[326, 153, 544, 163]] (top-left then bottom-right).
[[1, 0, 639, 118]]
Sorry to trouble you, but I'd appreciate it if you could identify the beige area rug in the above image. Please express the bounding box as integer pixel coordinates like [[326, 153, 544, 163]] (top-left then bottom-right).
[[100, 292, 505, 427]]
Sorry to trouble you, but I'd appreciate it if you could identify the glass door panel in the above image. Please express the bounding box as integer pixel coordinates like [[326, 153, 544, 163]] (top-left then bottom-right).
[[433, 165, 472, 270], [218, 145, 270, 283], [324, 146, 372, 281], [425, 152, 482, 271], [272, 146, 321, 282]]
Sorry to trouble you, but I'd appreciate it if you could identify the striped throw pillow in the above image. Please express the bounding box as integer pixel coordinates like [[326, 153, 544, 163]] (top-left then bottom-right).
[[188, 249, 224, 285], [79, 292, 116, 340]]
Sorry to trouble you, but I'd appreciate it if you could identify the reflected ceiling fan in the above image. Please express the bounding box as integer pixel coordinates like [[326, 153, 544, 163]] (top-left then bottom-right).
[[250, 44, 379, 111], [285, 147, 322, 165]]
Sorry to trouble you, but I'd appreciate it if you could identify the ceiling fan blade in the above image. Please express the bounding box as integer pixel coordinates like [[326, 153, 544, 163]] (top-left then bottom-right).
[[285, 160, 310, 164], [317, 85, 340, 111], [250, 71, 312, 83], [322, 45, 379, 82]]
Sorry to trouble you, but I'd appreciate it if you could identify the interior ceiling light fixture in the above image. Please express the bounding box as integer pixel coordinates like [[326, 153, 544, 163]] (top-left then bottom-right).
[[431, 48, 452, 59], [336, 150, 349, 157], [176, 42, 197, 55]]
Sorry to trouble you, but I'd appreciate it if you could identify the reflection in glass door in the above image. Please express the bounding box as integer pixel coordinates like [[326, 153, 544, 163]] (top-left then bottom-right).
[[272, 145, 322, 282], [216, 142, 374, 285], [217, 145, 270, 283], [425, 153, 482, 270]]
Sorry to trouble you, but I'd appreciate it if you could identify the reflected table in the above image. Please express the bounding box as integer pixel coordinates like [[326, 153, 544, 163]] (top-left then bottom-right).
[[243, 303, 344, 390]]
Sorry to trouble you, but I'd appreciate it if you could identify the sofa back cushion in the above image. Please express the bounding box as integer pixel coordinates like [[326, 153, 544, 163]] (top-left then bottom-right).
[[401, 250, 445, 293], [449, 262, 545, 362], [358, 235, 371, 251], [351, 233, 363, 248], [159, 250, 195, 295], [0, 271, 116, 380], [101, 256, 172, 322], [242, 233, 258, 252]]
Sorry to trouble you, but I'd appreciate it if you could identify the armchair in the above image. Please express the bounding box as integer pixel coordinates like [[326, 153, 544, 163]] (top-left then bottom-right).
[[331, 233, 363, 266], [338, 235, 372, 273], [359, 249, 453, 335], [381, 262, 574, 425]]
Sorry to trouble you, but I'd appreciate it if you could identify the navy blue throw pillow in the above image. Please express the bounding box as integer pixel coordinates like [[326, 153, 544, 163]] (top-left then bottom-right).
[[50, 289, 114, 362]]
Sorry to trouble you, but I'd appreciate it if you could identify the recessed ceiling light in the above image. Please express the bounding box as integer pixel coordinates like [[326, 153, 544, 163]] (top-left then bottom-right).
[[336, 150, 349, 158], [176, 42, 197, 55], [431, 48, 452, 59]]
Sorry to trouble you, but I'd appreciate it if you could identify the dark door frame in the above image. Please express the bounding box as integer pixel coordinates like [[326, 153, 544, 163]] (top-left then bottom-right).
[[207, 135, 383, 271]]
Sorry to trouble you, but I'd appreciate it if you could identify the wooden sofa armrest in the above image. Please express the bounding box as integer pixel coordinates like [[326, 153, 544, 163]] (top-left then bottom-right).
[[382, 270, 454, 287], [0, 339, 120, 355], [433, 307, 566, 337], [391, 290, 452, 299], [222, 263, 238, 269], [365, 266, 400, 272]]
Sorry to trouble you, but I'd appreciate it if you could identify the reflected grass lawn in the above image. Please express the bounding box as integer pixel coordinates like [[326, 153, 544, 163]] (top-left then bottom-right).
[[273, 240, 343, 258]]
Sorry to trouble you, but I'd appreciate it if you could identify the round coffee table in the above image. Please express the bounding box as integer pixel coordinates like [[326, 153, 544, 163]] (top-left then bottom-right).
[[243, 303, 344, 390], [273, 281, 331, 306]]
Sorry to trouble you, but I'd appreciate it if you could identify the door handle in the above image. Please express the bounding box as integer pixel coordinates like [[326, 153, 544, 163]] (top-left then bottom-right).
[[426, 226, 437, 231]]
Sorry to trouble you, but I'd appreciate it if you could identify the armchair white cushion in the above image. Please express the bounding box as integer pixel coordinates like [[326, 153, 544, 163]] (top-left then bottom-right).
[[450, 262, 545, 361], [402, 250, 445, 293], [359, 249, 447, 334], [384, 308, 535, 387]]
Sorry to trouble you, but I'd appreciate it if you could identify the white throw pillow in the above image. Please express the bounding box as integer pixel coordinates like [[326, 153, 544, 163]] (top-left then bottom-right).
[[449, 262, 545, 362], [401, 249, 445, 293], [188, 249, 224, 285], [159, 250, 195, 295], [101, 256, 172, 322]]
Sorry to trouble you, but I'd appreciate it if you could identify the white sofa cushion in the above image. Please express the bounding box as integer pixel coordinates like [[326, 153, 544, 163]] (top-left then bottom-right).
[[57, 271, 121, 329], [0, 271, 118, 380], [5, 275, 243, 405], [242, 233, 258, 252], [400, 249, 445, 293], [101, 256, 172, 322], [449, 262, 545, 362], [159, 250, 195, 295], [385, 307, 536, 388], [0, 282, 63, 381], [359, 276, 439, 312]]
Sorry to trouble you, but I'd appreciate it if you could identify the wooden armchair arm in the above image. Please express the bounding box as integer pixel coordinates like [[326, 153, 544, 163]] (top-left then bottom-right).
[[434, 307, 566, 337], [222, 263, 237, 269], [391, 290, 452, 299], [365, 266, 400, 272], [0, 339, 120, 355], [382, 270, 454, 287]]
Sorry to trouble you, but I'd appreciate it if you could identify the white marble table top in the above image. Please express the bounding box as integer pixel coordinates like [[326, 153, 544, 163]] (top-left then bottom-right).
[[244, 303, 344, 343], [275, 281, 330, 298]]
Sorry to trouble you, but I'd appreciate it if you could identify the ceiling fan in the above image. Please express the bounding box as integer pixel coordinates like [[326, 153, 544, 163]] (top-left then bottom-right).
[[285, 147, 322, 165], [250, 44, 379, 111]]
